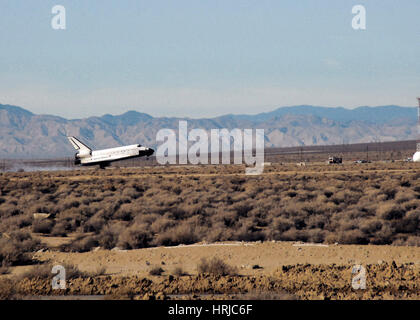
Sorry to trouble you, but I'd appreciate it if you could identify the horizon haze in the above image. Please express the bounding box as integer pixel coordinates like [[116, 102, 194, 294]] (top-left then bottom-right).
[[0, 103, 417, 158]]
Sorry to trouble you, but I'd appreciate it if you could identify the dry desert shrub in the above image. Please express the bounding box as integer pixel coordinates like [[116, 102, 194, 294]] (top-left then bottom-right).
[[18, 263, 104, 281], [404, 236, 420, 246], [84, 213, 107, 233], [0, 231, 40, 266], [117, 223, 152, 249], [376, 203, 405, 220], [0, 278, 18, 300], [149, 266, 165, 276], [172, 266, 187, 276], [0, 164, 419, 250], [96, 223, 125, 249], [335, 229, 369, 245], [0, 265, 10, 275], [197, 257, 237, 276], [50, 220, 70, 237], [153, 223, 199, 246], [62, 235, 99, 252], [32, 219, 54, 234]]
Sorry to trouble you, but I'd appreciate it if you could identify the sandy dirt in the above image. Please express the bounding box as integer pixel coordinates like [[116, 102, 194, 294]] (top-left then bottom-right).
[[26, 241, 420, 278], [3, 241, 418, 300]]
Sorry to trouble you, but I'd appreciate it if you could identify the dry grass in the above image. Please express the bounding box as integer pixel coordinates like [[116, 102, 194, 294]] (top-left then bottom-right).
[[0, 279, 18, 300], [172, 266, 187, 277], [197, 257, 238, 276], [149, 266, 165, 276], [17, 263, 106, 281], [0, 163, 418, 260], [0, 231, 40, 266]]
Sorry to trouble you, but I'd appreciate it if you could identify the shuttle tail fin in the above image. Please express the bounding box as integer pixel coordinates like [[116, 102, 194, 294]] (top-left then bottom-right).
[[67, 136, 92, 151]]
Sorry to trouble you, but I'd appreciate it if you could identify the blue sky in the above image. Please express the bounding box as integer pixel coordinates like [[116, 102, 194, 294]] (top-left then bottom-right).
[[0, 0, 419, 118]]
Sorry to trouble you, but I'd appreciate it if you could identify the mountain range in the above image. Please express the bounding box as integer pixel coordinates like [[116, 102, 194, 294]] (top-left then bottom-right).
[[0, 103, 417, 158]]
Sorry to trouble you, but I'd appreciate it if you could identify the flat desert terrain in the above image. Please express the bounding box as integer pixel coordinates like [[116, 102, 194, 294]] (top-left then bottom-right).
[[0, 161, 419, 299]]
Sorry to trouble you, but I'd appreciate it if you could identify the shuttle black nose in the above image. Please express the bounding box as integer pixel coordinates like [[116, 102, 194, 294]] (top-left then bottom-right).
[[139, 148, 154, 157], [146, 148, 154, 156]]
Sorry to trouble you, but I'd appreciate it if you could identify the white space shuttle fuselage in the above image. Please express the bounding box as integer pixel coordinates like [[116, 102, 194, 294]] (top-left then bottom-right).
[[67, 136, 154, 168]]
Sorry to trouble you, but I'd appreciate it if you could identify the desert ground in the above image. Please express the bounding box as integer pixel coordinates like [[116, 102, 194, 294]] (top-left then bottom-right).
[[0, 160, 419, 299]]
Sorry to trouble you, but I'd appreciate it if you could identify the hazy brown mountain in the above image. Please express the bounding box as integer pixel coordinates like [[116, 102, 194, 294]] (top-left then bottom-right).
[[0, 104, 417, 158]]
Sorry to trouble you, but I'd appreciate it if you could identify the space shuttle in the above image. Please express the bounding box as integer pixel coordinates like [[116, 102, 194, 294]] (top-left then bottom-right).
[[67, 136, 154, 169]]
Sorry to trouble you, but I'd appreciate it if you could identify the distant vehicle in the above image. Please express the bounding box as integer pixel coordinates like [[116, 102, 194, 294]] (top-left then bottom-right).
[[327, 156, 342, 164], [354, 159, 368, 164], [405, 157, 413, 162], [67, 136, 154, 169]]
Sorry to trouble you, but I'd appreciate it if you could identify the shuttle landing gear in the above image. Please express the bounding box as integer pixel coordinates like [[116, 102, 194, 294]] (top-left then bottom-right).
[[99, 162, 111, 169]]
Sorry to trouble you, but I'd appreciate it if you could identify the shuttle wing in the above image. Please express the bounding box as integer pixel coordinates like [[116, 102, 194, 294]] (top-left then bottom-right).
[[67, 136, 92, 151]]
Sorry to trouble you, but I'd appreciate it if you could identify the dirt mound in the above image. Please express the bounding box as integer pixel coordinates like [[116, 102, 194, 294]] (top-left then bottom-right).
[[273, 262, 419, 299], [3, 262, 418, 300]]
